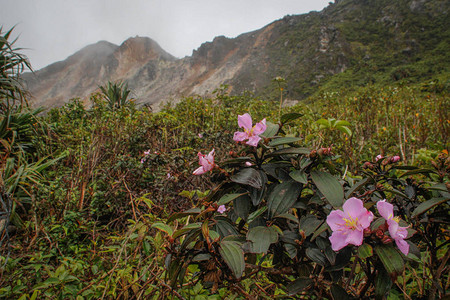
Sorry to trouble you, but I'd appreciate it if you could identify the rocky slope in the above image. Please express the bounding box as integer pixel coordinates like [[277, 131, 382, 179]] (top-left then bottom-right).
[[23, 0, 449, 108]]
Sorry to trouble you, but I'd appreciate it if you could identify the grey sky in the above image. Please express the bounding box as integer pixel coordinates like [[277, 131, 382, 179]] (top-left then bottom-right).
[[1, 0, 330, 70]]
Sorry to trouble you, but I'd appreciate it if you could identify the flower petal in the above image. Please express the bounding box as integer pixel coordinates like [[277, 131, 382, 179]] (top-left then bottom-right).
[[206, 149, 215, 161], [377, 199, 393, 221], [329, 231, 349, 251], [345, 229, 364, 246], [246, 135, 261, 147], [326, 210, 346, 231], [233, 131, 248, 142], [395, 239, 409, 256], [253, 118, 267, 135], [238, 113, 253, 130], [342, 197, 365, 218], [193, 166, 205, 175], [358, 210, 374, 229]]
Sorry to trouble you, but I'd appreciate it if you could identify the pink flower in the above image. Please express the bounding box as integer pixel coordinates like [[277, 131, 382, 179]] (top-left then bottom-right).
[[326, 197, 374, 251], [390, 156, 400, 163], [198, 133, 203, 138], [377, 200, 409, 255], [376, 155, 383, 162], [144, 150, 151, 156], [245, 161, 253, 167], [217, 205, 226, 214], [140, 158, 145, 164], [193, 149, 216, 175], [233, 113, 266, 147]]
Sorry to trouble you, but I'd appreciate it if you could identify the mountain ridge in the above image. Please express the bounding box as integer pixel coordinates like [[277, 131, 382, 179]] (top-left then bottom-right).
[[23, 0, 449, 108]]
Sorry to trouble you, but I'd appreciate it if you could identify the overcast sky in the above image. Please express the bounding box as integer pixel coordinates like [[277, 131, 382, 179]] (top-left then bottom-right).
[[1, 0, 330, 70]]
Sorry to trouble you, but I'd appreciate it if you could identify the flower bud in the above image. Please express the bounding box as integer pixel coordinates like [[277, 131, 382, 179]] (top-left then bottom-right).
[[309, 150, 317, 158], [381, 235, 393, 244], [390, 156, 400, 163], [363, 162, 374, 169]]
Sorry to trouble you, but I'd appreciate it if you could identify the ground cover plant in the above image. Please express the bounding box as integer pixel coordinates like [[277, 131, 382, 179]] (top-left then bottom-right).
[[0, 27, 448, 299]]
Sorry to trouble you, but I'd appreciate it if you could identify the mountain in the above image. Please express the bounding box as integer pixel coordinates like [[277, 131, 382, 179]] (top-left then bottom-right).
[[23, 0, 449, 108]]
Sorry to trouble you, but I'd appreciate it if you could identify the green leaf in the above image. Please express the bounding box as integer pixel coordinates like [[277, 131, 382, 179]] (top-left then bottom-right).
[[247, 207, 267, 224], [268, 147, 310, 157], [151, 222, 173, 237], [274, 213, 299, 223], [400, 168, 436, 178], [345, 178, 371, 198], [299, 215, 323, 236], [218, 193, 248, 205], [247, 226, 278, 253], [260, 121, 279, 138], [311, 221, 329, 241], [167, 208, 201, 223], [311, 171, 344, 208], [334, 120, 351, 127], [336, 126, 352, 136], [219, 241, 245, 279], [172, 222, 202, 239], [215, 217, 239, 237], [268, 137, 302, 147], [290, 170, 308, 184], [375, 264, 393, 299], [358, 243, 373, 259], [331, 284, 350, 300], [231, 168, 264, 189], [315, 118, 331, 128], [287, 277, 313, 296], [233, 194, 251, 221], [267, 181, 302, 218], [306, 248, 327, 266], [281, 112, 303, 124], [411, 197, 448, 218], [375, 245, 404, 277]]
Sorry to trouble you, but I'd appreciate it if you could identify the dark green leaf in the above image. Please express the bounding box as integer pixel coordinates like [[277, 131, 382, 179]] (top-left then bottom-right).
[[400, 168, 436, 178], [215, 217, 239, 237], [167, 208, 201, 223], [219, 241, 245, 279], [267, 181, 302, 218], [247, 207, 267, 224], [231, 168, 264, 189], [268, 137, 302, 147], [306, 248, 327, 266], [287, 277, 313, 296], [411, 197, 448, 218], [311, 171, 344, 208], [345, 177, 371, 198], [358, 243, 373, 259], [311, 221, 329, 241], [233, 194, 251, 221], [268, 147, 310, 157], [247, 226, 278, 253], [172, 222, 202, 239], [299, 215, 323, 236], [331, 284, 350, 300], [274, 213, 299, 223], [217, 193, 247, 205], [375, 245, 404, 277], [290, 170, 308, 184], [151, 222, 173, 237], [375, 264, 392, 299], [260, 121, 279, 138], [281, 112, 303, 124]]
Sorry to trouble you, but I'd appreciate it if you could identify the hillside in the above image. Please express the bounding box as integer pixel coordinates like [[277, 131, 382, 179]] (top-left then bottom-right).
[[23, 0, 449, 107]]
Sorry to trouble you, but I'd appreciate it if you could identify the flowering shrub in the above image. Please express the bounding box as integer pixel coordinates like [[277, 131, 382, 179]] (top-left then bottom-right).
[[154, 112, 448, 298]]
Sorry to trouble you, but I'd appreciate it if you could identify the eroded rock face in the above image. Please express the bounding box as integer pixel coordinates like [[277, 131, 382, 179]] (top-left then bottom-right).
[[22, 0, 448, 109]]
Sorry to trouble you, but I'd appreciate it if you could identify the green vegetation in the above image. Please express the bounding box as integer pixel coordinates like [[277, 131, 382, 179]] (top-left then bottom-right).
[[0, 26, 449, 299]]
